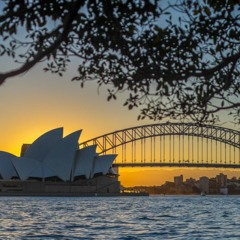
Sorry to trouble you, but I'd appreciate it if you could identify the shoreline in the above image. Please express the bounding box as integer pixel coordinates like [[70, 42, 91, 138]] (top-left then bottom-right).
[[0, 192, 149, 197]]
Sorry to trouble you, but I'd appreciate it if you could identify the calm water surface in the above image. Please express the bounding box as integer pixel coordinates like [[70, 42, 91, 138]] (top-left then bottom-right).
[[0, 195, 240, 239]]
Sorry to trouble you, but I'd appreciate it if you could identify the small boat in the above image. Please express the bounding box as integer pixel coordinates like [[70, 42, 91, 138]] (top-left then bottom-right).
[[201, 192, 206, 196]]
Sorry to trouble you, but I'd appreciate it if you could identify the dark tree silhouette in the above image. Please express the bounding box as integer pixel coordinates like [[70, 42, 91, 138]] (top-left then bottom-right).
[[0, 0, 239, 123]]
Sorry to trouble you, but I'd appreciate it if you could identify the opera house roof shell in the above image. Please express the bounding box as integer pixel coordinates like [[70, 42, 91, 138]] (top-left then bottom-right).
[[0, 128, 117, 182]]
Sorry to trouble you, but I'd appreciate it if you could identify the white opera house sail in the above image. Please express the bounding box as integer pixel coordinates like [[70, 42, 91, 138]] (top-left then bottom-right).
[[0, 128, 118, 183]]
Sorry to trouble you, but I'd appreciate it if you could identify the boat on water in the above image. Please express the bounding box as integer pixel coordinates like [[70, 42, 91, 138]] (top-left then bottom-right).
[[201, 192, 206, 196]]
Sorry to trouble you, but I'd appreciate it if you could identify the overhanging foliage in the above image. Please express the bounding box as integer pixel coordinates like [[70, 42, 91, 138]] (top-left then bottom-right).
[[0, 0, 239, 123]]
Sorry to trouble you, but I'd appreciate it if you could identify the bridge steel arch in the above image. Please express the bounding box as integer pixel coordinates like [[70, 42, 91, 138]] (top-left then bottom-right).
[[80, 122, 240, 168]]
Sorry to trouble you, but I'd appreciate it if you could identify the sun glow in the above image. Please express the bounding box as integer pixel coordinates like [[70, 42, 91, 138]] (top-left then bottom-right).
[[0, 62, 238, 186]]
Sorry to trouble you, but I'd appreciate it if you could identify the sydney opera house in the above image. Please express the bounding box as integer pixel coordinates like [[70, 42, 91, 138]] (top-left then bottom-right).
[[0, 128, 120, 196]]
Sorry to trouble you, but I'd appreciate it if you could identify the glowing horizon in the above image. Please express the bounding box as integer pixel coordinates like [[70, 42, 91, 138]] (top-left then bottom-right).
[[0, 61, 239, 186]]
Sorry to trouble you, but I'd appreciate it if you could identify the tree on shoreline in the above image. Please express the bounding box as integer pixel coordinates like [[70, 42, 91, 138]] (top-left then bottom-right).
[[0, 0, 239, 123]]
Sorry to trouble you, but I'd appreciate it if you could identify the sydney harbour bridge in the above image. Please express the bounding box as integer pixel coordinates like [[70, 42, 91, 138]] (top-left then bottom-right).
[[80, 122, 240, 169]]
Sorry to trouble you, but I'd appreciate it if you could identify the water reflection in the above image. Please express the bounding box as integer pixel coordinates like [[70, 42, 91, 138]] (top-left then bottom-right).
[[0, 196, 240, 239]]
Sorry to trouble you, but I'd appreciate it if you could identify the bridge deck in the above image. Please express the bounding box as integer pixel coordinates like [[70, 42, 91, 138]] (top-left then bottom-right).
[[113, 163, 240, 168]]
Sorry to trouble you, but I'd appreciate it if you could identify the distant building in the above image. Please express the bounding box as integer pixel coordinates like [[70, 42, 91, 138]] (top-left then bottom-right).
[[199, 176, 209, 194], [174, 175, 183, 187], [216, 173, 227, 188], [216, 173, 228, 194], [220, 187, 228, 195], [185, 178, 196, 187]]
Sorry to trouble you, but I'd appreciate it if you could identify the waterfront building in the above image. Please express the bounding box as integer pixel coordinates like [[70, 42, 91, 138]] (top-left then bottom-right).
[[216, 173, 227, 188], [174, 175, 183, 187], [0, 128, 120, 195], [216, 173, 228, 195], [220, 187, 228, 195], [185, 178, 196, 187], [199, 176, 209, 194]]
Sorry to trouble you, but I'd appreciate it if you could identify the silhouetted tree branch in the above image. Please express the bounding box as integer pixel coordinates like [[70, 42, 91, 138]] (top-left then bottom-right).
[[0, 0, 239, 123], [0, 1, 84, 84]]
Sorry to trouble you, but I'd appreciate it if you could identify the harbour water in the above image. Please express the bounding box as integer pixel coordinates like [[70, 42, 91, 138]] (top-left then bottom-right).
[[1, 195, 240, 239]]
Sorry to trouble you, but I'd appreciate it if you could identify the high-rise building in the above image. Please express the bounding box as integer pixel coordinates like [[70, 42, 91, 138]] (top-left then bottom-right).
[[216, 173, 228, 194], [174, 175, 183, 187], [199, 176, 209, 194], [216, 173, 227, 188]]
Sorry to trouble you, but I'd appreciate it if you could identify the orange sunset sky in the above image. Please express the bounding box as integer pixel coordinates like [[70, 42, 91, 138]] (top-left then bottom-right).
[[1, 58, 240, 187]]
